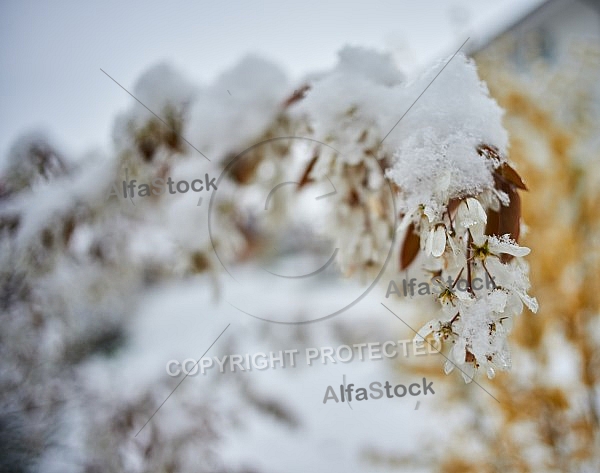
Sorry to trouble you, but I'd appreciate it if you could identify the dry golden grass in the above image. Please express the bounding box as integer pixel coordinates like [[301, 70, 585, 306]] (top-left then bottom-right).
[[428, 37, 600, 472]]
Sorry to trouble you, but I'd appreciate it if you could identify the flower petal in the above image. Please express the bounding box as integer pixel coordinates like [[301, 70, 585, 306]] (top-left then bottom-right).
[[431, 225, 447, 257], [488, 236, 530, 257], [466, 197, 487, 225]]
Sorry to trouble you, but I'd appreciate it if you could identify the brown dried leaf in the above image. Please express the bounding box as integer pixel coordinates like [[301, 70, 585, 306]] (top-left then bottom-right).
[[499, 162, 528, 191], [487, 181, 522, 263], [485, 207, 500, 238], [499, 185, 521, 243], [477, 143, 527, 190], [400, 222, 420, 270]]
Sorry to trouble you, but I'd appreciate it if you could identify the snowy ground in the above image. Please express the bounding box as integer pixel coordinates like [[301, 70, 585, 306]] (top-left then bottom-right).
[[39, 261, 475, 472]]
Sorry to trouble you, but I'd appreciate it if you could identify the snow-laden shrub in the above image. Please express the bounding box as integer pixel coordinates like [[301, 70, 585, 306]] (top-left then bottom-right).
[[0, 46, 536, 471]]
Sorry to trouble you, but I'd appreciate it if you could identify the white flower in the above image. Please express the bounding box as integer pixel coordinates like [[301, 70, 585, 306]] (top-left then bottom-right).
[[456, 197, 487, 245], [439, 286, 473, 318], [485, 257, 539, 313], [443, 294, 514, 381], [415, 311, 460, 343]]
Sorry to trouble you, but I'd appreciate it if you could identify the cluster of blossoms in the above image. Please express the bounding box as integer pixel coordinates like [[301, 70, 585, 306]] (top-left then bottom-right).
[[285, 47, 537, 382], [100, 49, 537, 347], [396, 151, 538, 382], [289, 47, 402, 278]]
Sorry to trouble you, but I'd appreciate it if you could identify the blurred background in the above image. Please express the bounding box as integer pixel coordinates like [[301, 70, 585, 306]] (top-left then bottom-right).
[[1, 0, 600, 472]]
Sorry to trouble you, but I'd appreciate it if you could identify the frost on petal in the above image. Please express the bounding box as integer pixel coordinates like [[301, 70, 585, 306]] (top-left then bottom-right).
[[495, 348, 512, 371], [487, 289, 509, 313], [488, 235, 530, 257], [506, 292, 524, 317], [518, 291, 539, 313]]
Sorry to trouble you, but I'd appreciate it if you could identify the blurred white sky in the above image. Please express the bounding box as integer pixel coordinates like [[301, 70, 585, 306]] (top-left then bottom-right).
[[0, 0, 543, 159]]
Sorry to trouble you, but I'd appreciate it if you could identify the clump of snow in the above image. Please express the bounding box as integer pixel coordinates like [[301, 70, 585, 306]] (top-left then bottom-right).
[[386, 54, 508, 220], [0, 131, 71, 196], [387, 128, 495, 219], [187, 55, 290, 159], [293, 46, 405, 166]]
